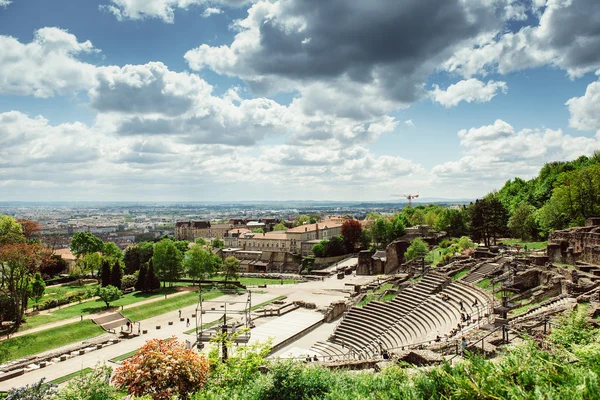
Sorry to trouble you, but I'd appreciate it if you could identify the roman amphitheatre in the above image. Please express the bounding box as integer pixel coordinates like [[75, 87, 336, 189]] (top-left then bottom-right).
[[2, 217, 599, 391]]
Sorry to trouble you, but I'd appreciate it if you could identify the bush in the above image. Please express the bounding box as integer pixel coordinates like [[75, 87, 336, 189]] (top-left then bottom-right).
[[113, 337, 209, 400], [6, 378, 57, 400], [254, 361, 333, 400], [121, 274, 137, 290], [55, 365, 119, 400]]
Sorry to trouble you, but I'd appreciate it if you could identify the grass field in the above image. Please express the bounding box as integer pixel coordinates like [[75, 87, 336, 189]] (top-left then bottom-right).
[[49, 367, 93, 384], [0, 321, 104, 363], [452, 268, 469, 281], [122, 289, 223, 321], [501, 239, 548, 250], [250, 295, 287, 311], [27, 282, 99, 309], [21, 287, 180, 331], [109, 350, 138, 363], [476, 278, 501, 291]]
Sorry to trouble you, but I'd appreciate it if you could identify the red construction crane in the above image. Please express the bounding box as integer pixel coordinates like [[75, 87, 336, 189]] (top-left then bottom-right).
[[391, 193, 420, 207]]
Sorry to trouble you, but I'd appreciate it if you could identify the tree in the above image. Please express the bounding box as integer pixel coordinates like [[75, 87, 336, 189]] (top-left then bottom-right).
[[174, 240, 190, 253], [113, 337, 210, 400], [404, 238, 429, 262], [365, 212, 382, 220], [311, 243, 325, 257], [57, 365, 119, 400], [509, 202, 539, 240], [223, 256, 240, 281], [81, 252, 102, 277], [39, 254, 68, 276], [145, 260, 161, 292], [70, 232, 103, 259], [468, 195, 509, 247], [371, 218, 394, 248], [184, 245, 221, 286], [110, 261, 123, 290], [0, 242, 42, 327], [435, 208, 468, 237], [323, 235, 346, 257], [195, 237, 208, 246], [0, 215, 24, 245], [359, 229, 372, 249], [101, 260, 111, 287], [135, 264, 147, 292], [16, 219, 41, 243], [29, 272, 46, 308], [212, 237, 224, 249], [123, 246, 141, 275], [252, 228, 265, 234], [272, 222, 288, 231], [153, 239, 184, 287], [102, 242, 123, 261], [294, 215, 311, 227], [96, 285, 122, 308], [341, 220, 362, 252]]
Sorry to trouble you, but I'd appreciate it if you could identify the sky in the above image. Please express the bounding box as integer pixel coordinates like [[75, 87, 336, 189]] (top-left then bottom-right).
[[0, 0, 599, 202]]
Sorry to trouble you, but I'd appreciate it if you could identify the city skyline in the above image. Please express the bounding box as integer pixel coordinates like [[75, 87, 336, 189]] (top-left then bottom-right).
[[1, 0, 600, 202]]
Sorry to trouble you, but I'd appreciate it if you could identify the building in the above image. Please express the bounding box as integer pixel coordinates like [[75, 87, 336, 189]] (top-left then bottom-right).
[[286, 223, 342, 255], [175, 221, 211, 241], [238, 232, 291, 252]]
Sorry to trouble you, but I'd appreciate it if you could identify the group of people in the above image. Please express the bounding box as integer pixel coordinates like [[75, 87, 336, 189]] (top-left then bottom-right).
[[305, 354, 319, 362]]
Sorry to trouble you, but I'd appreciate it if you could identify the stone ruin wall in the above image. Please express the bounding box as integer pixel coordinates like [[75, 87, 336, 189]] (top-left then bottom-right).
[[548, 224, 600, 265]]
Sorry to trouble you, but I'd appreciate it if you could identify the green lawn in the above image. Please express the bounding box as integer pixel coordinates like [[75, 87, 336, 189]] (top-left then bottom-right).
[[425, 248, 445, 266], [452, 268, 469, 281], [476, 278, 501, 291], [50, 367, 93, 384], [109, 350, 138, 363], [27, 282, 99, 309], [212, 276, 300, 286], [0, 321, 104, 363], [122, 289, 223, 322], [501, 239, 548, 250], [250, 295, 287, 311], [554, 262, 577, 269], [21, 287, 180, 331]]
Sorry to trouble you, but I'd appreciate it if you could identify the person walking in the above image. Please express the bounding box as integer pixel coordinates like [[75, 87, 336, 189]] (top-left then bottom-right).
[[461, 337, 467, 354], [178, 310, 182, 318], [186, 318, 190, 327]]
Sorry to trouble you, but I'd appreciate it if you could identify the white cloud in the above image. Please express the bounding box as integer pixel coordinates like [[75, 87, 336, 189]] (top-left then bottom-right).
[[429, 79, 507, 107], [405, 119, 415, 127], [101, 0, 249, 23], [566, 71, 600, 134], [202, 7, 222, 17], [0, 27, 97, 97], [445, 0, 600, 78], [0, 1, 11, 8], [432, 120, 600, 189]]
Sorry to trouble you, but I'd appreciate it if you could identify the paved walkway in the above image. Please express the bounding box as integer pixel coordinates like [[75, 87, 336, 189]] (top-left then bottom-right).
[[3, 289, 191, 340]]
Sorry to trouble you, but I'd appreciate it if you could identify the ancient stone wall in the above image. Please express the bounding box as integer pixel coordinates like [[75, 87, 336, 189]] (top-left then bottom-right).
[[548, 222, 600, 265], [385, 240, 410, 273], [356, 250, 375, 275]]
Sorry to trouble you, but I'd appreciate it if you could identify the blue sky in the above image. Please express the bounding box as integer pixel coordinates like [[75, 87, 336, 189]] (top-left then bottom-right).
[[1, 0, 599, 202]]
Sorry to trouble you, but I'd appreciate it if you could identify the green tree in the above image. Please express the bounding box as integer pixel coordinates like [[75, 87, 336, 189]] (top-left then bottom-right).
[[29, 272, 46, 308], [153, 239, 184, 287], [185, 245, 221, 285], [223, 256, 240, 281], [96, 285, 122, 308], [212, 237, 224, 249], [509, 202, 539, 240], [102, 242, 123, 261], [56, 365, 119, 400], [81, 252, 102, 278], [101, 260, 111, 287], [323, 235, 346, 257], [359, 229, 372, 249], [404, 238, 429, 261], [110, 261, 123, 290], [252, 228, 265, 234], [365, 212, 382, 220], [70, 232, 103, 259], [145, 260, 161, 292], [311, 243, 325, 257], [135, 264, 146, 292], [123, 245, 141, 275], [294, 215, 311, 227], [435, 208, 468, 237], [195, 237, 208, 246], [272, 222, 288, 231], [174, 240, 190, 253], [0, 215, 24, 245], [341, 220, 362, 252]]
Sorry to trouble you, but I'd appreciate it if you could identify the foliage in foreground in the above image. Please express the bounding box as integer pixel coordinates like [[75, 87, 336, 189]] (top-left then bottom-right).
[[113, 337, 210, 400]]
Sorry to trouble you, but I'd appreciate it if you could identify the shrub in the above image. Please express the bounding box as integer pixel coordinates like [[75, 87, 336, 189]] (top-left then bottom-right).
[[254, 361, 333, 400], [55, 365, 119, 400], [121, 274, 137, 290], [6, 378, 56, 400], [113, 337, 209, 400]]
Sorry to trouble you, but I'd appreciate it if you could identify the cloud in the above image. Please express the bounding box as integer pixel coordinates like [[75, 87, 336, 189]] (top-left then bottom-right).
[[429, 79, 507, 107], [185, 0, 515, 107], [432, 119, 600, 188], [0, 1, 11, 8], [0, 27, 97, 97], [202, 7, 222, 17], [101, 0, 249, 23], [405, 120, 414, 127], [566, 71, 600, 134], [445, 0, 600, 78]]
